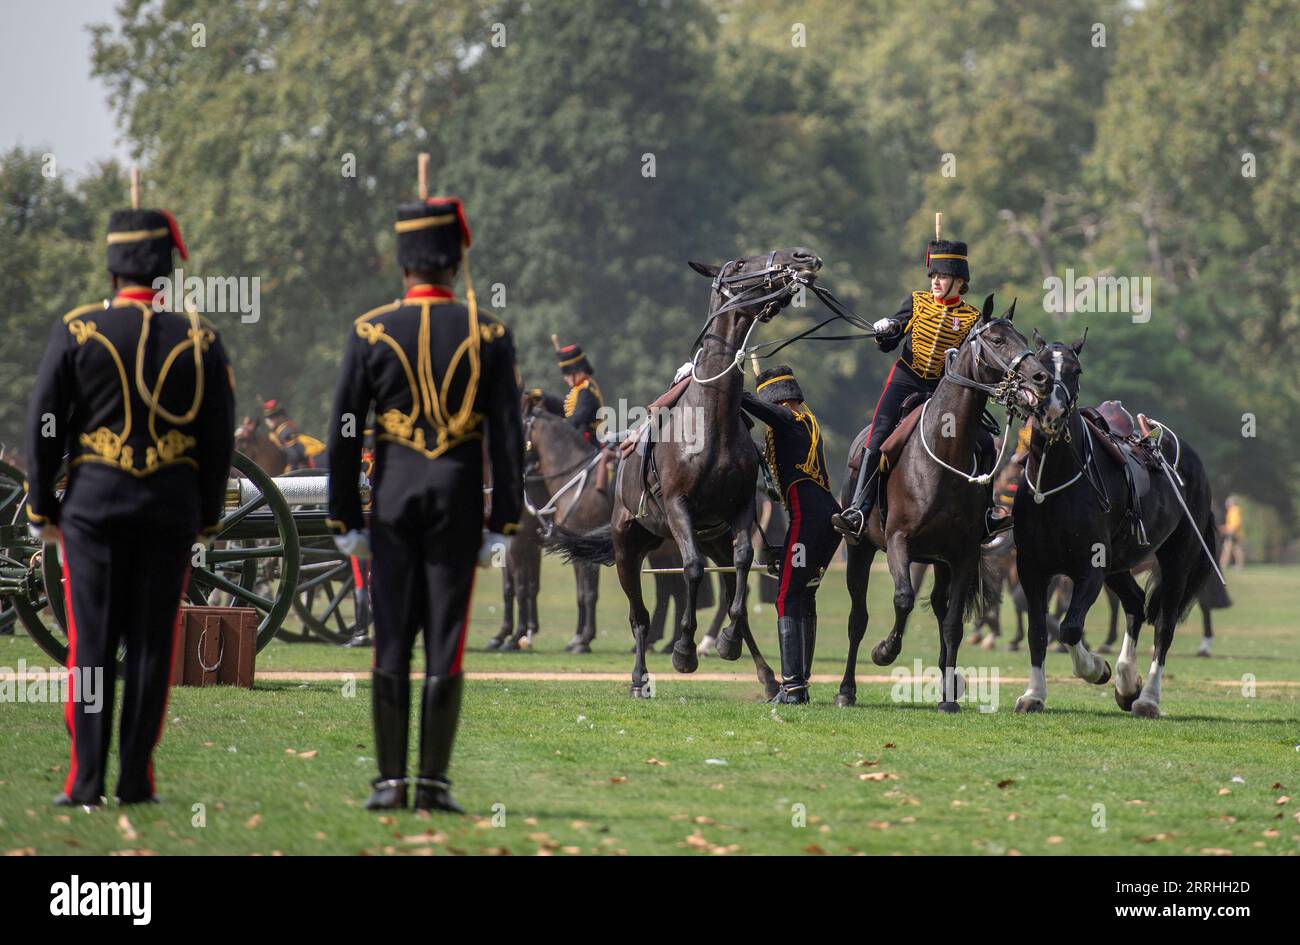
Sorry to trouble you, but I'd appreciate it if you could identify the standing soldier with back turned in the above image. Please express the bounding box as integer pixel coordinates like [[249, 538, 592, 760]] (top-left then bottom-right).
[[25, 202, 235, 807], [327, 192, 524, 813]]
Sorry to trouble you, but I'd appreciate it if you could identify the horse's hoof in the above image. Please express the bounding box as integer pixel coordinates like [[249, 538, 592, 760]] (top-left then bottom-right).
[[833, 691, 856, 708], [484, 637, 506, 651], [937, 701, 961, 714], [570, 642, 591, 655], [761, 674, 781, 701], [1114, 678, 1143, 712], [966, 633, 982, 647], [1053, 643, 1069, 654], [629, 686, 653, 699], [671, 641, 699, 674], [715, 629, 742, 662], [1131, 699, 1161, 719], [499, 638, 520, 652], [1094, 660, 1112, 686], [980, 635, 997, 651], [870, 641, 899, 667], [1014, 696, 1045, 713], [696, 634, 716, 657], [1096, 643, 1113, 655], [1007, 641, 1020, 652]]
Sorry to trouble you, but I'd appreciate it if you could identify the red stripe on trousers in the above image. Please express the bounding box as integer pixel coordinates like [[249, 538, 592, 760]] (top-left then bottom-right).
[[776, 486, 802, 618], [450, 569, 478, 675], [865, 361, 899, 444], [60, 538, 78, 795], [148, 564, 192, 794]]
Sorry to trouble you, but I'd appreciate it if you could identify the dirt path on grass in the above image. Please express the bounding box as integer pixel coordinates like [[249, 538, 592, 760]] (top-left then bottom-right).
[[3, 669, 1297, 686]]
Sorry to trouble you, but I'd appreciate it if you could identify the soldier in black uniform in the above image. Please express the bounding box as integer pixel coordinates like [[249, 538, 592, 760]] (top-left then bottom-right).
[[832, 236, 1009, 542], [25, 207, 235, 806], [740, 366, 841, 704], [554, 343, 604, 445], [327, 195, 523, 813]]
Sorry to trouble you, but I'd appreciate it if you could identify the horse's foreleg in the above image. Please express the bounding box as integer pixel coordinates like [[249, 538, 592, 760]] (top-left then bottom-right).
[[871, 531, 914, 666], [836, 542, 875, 707], [716, 502, 756, 662], [1014, 567, 1050, 713], [662, 497, 705, 671], [1060, 567, 1110, 685]]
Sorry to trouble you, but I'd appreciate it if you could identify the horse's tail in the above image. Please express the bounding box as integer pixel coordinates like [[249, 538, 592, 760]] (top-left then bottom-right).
[[964, 551, 1003, 624], [543, 523, 615, 567]]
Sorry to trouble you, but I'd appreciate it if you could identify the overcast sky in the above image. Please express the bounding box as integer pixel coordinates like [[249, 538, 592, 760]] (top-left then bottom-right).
[[0, 0, 129, 177]]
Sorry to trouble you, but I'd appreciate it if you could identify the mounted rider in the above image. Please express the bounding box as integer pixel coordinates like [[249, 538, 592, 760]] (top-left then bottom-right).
[[832, 225, 1009, 542], [552, 339, 618, 494], [740, 366, 841, 704], [262, 398, 323, 471]]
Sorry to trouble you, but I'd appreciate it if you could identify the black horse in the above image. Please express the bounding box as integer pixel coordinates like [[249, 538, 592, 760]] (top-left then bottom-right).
[[1012, 333, 1219, 717], [837, 297, 1050, 710]]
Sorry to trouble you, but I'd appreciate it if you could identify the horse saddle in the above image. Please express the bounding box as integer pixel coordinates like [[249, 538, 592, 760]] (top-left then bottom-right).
[[875, 394, 999, 474], [1079, 402, 1154, 546]]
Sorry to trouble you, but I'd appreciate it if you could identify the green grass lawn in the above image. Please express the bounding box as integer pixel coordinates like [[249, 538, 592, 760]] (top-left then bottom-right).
[[1, 561, 1296, 855]]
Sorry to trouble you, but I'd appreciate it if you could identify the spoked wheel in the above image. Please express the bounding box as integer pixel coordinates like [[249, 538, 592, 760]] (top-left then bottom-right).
[[292, 541, 371, 645], [189, 451, 300, 652]]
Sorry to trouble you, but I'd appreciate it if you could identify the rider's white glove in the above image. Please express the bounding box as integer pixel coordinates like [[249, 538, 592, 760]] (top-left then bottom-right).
[[332, 529, 371, 560], [872, 318, 898, 335], [479, 531, 511, 568], [672, 361, 694, 384]]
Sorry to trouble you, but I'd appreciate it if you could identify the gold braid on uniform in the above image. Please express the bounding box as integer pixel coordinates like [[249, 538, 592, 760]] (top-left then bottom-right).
[[903, 291, 981, 379], [354, 255, 491, 460], [563, 377, 603, 419], [63, 300, 202, 476]]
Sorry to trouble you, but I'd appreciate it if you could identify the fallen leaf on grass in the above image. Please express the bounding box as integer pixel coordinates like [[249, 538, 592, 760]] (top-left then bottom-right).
[[5, 848, 36, 856], [997, 779, 1015, 789], [1262, 829, 1281, 839], [297, 750, 318, 760], [644, 758, 668, 766], [1200, 848, 1234, 856], [858, 772, 898, 782], [117, 815, 137, 842], [1138, 833, 1171, 843], [1276, 796, 1291, 806], [1046, 836, 1064, 845], [866, 820, 891, 830], [1218, 788, 1232, 796], [245, 814, 262, 829], [804, 844, 827, 855], [609, 776, 628, 784], [378, 816, 396, 826]]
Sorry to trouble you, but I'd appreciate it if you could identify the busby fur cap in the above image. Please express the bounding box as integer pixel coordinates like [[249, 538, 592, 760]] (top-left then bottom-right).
[[925, 239, 969, 285], [755, 365, 804, 405], [395, 197, 471, 272], [556, 343, 593, 376], [106, 208, 187, 281]]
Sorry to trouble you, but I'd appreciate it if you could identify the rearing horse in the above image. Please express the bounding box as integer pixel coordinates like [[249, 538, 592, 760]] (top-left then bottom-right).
[[837, 296, 1050, 710], [547, 247, 822, 698]]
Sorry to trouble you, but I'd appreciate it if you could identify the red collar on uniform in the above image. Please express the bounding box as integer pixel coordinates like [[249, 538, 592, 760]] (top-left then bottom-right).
[[934, 294, 961, 307], [114, 287, 159, 304], [404, 283, 455, 300]]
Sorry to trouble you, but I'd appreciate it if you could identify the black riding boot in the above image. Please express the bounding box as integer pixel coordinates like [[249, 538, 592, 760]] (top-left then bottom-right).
[[982, 505, 1013, 542], [831, 447, 881, 541], [414, 674, 466, 814], [802, 612, 818, 687], [772, 616, 809, 704], [365, 669, 409, 810]]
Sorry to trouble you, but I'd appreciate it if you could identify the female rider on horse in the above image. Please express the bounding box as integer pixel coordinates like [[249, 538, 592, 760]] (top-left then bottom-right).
[[831, 231, 1009, 542], [741, 365, 841, 704]]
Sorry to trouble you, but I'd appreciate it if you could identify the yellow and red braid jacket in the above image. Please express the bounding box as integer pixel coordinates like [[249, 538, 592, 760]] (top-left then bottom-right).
[[877, 291, 981, 380], [563, 376, 604, 444]]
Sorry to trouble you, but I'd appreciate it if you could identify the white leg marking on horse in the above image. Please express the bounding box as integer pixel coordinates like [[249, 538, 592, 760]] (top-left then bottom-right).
[[1137, 660, 1164, 709], [1020, 664, 1047, 704], [1115, 632, 1139, 695], [1196, 637, 1212, 656], [1066, 641, 1104, 682]]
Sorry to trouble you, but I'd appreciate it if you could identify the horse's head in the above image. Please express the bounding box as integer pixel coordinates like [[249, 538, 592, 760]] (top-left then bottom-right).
[[1031, 327, 1087, 440], [958, 295, 1051, 414], [235, 415, 257, 446], [688, 247, 822, 324]]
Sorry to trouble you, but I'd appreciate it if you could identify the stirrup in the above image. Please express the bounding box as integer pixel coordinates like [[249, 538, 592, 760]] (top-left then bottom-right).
[[832, 507, 865, 540], [983, 507, 1013, 540]]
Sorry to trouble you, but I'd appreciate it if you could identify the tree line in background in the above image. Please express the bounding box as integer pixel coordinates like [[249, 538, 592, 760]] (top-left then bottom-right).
[[2, 0, 1297, 555]]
